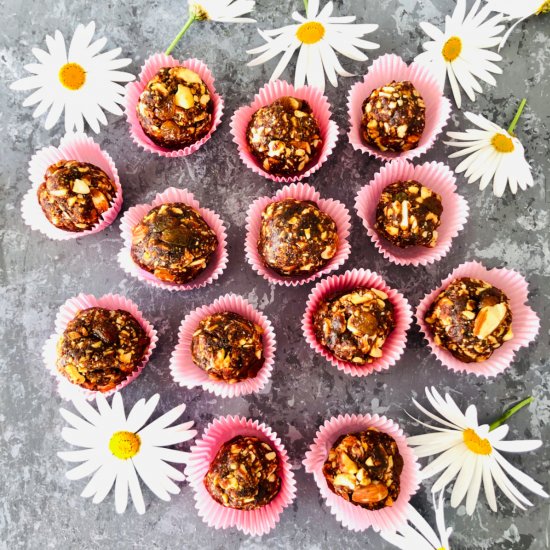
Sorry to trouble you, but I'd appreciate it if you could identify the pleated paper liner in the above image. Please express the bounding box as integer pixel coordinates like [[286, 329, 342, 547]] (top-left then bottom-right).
[[347, 54, 452, 162], [230, 79, 339, 183], [302, 269, 413, 376], [125, 54, 224, 157], [245, 182, 352, 286], [169, 293, 276, 398], [303, 414, 420, 532], [184, 415, 296, 536], [118, 187, 228, 291], [22, 133, 123, 240], [416, 261, 540, 377], [355, 160, 469, 266], [43, 293, 158, 401]]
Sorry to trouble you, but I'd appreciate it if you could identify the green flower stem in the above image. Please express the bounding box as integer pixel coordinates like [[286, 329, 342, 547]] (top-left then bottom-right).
[[165, 15, 196, 56], [304, 0, 308, 10], [490, 396, 533, 431], [507, 98, 527, 136]]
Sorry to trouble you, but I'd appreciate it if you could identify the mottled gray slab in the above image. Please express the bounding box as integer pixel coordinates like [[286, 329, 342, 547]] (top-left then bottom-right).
[[0, 0, 549, 549]]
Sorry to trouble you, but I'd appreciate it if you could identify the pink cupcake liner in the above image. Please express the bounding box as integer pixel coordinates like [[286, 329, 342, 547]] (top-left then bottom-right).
[[416, 261, 540, 378], [43, 293, 158, 401], [245, 182, 352, 286], [303, 414, 420, 532], [355, 160, 469, 266], [22, 133, 123, 240], [302, 269, 413, 377], [169, 293, 276, 398], [124, 54, 224, 158], [118, 187, 228, 291], [230, 79, 339, 183], [184, 415, 296, 536], [347, 54, 452, 162]]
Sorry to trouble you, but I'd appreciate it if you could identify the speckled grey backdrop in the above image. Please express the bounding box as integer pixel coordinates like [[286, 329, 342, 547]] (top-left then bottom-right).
[[1, 0, 549, 548]]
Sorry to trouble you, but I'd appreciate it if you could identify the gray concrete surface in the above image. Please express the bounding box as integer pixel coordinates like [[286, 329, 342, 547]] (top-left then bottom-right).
[[1, 0, 549, 548]]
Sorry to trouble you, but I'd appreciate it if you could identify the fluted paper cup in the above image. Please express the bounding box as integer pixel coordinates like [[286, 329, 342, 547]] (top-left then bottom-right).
[[230, 79, 339, 183], [125, 54, 224, 157], [118, 187, 228, 291], [22, 133, 123, 240], [416, 261, 540, 377], [355, 160, 469, 266], [169, 293, 276, 397], [303, 414, 420, 532], [245, 182, 352, 286], [302, 269, 413, 376], [184, 415, 296, 536], [348, 54, 452, 162], [43, 293, 158, 401]]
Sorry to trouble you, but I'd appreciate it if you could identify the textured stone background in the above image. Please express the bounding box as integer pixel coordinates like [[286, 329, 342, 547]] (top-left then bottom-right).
[[1, 0, 549, 548]]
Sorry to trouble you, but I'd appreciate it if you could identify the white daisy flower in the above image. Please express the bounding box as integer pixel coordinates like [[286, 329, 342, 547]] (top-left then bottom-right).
[[484, 0, 550, 49], [10, 22, 134, 133], [414, 0, 505, 108], [445, 99, 534, 197], [381, 492, 452, 550], [58, 392, 197, 514], [165, 0, 255, 55], [246, 0, 379, 92], [408, 387, 548, 516]]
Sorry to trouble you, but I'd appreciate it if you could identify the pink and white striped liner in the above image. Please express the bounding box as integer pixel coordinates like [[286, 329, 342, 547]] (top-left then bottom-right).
[[43, 293, 157, 401], [118, 187, 228, 291], [184, 415, 296, 536], [169, 293, 276, 398], [416, 261, 540, 377], [230, 79, 339, 183], [303, 414, 420, 532], [125, 54, 224, 157], [355, 160, 469, 266], [302, 269, 413, 377], [22, 133, 123, 240]]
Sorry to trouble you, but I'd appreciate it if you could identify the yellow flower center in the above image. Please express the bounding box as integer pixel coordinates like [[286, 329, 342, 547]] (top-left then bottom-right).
[[189, 2, 209, 20], [109, 431, 141, 460], [537, 1, 550, 14], [463, 428, 492, 455], [59, 62, 86, 90], [491, 133, 515, 153], [442, 36, 462, 62], [296, 21, 325, 44]]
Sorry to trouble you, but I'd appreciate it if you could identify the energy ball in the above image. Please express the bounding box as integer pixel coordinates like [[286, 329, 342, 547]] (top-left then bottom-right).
[[204, 435, 281, 510], [191, 312, 264, 383], [56, 307, 150, 392], [361, 80, 425, 152], [137, 66, 213, 149], [323, 429, 404, 510], [131, 202, 218, 284], [425, 277, 513, 363], [313, 288, 395, 364], [258, 198, 338, 277], [38, 160, 116, 232], [247, 96, 322, 175], [375, 180, 443, 248]]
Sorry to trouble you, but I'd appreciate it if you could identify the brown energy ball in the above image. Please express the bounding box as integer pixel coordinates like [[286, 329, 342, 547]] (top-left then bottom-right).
[[137, 66, 213, 149], [204, 435, 281, 510], [425, 277, 513, 363], [131, 202, 218, 284], [375, 180, 443, 248], [323, 429, 404, 510], [313, 288, 395, 364], [361, 80, 425, 152], [247, 96, 322, 175], [258, 199, 338, 277], [56, 307, 150, 392], [191, 312, 264, 383], [37, 160, 116, 232]]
